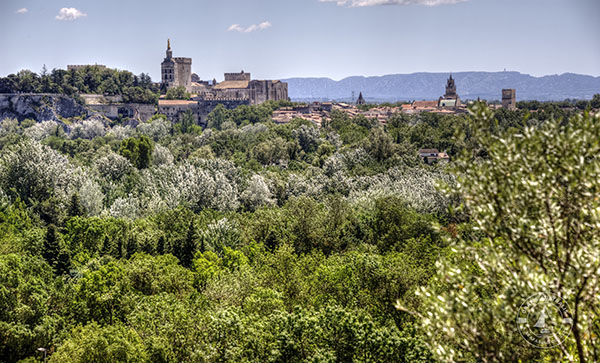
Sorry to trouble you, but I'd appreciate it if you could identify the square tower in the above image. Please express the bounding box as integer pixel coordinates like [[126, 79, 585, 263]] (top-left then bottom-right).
[[502, 89, 516, 110], [161, 39, 192, 91]]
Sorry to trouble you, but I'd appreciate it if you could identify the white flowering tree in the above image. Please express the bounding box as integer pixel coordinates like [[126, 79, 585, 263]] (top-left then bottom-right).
[[293, 124, 321, 153], [152, 144, 174, 167], [240, 174, 275, 211], [96, 152, 133, 181], [70, 119, 107, 140], [23, 121, 61, 140], [136, 158, 241, 215], [107, 125, 135, 140], [347, 167, 455, 215], [137, 117, 171, 141], [200, 217, 242, 254], [0, 118, 21, 137], [0, 140, 103, 215]]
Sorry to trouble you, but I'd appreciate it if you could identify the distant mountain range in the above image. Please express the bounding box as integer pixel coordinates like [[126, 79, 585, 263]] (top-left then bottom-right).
[[282, 72, 600, 102]]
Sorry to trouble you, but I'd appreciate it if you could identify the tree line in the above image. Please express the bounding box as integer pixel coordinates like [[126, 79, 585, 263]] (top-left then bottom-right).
[[0, 66, 158, 104]]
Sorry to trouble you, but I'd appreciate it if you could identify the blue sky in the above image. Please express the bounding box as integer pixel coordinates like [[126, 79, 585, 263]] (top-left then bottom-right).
[[1, 0, 599, 82]]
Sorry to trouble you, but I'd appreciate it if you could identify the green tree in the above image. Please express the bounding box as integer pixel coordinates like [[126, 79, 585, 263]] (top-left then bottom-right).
[[591, 93, 600, 109], [49, 322, 148, 363], [124, 253, 194, 296], [101, 235, 112, 256], [125, 236, 137, 259], [365, 127, 395, 162], [42, 225, 60, 268], [206, 104, 231, 130], [67, 193, 85, 218], [0, 254, 61, 362], [156, 235, 165, 255], [177, 221, 197, 268], [165, 86, 190, 100], [418, 104, 600, 362], [176, 109, 196, 134], [71, 261, 129, 324], [119, 136, 153, 169]]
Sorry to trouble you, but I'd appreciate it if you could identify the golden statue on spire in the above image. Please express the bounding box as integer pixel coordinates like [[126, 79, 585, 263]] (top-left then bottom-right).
[[167, 39, 171, 50]]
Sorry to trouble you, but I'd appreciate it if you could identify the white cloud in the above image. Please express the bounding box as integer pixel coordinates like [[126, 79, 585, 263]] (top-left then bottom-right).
[[55, 7, 87, 21], [228, 21, 272, 33], [16, 8, 28, 14], [319, 0, 468, 7]]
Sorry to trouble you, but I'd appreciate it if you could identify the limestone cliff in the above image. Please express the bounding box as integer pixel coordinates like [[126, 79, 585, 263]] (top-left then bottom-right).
[[0, 94, 87, 122]]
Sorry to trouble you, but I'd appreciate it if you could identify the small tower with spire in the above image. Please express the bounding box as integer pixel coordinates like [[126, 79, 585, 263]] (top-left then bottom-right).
[[161, 39, 175, 87], [356, 92, 366, 105], [438, 73, 461, 109], [444, 74, 457, 98]]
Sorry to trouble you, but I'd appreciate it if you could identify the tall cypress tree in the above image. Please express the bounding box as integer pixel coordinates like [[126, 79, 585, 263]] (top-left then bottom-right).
[[179, 221, 197, 268], [42, 224, 60, 268], [42, 224, 70, 275], [156, 236, 165, 255], [116, 237, 123, 259], [67, 193, 84, 218], [142, 238, 153, 254], [101, 235, 112, 256], [125, 236, 137, 259], [55, 250, 71, 276]]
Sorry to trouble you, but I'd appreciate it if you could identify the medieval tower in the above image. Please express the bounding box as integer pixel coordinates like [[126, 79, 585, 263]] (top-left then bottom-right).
[[438, 74, 461, 108], [161, 39, 192, 91], [444, 74, 457, 99], [502, 89, 517, 110]]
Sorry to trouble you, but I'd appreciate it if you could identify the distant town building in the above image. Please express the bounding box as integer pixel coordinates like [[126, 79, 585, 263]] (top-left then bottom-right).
[[159, 40, 288, 123], [502, 89, 517, 110], [356, 92, 366, 105], [67, 64, 106, 71], [409, 101, 439, 110], [418, 148, 450, 164], [272, 102, 333, 127], [438, 74, 461, 109], [400, 75, 465, 114], [157, 99, 199, 121]]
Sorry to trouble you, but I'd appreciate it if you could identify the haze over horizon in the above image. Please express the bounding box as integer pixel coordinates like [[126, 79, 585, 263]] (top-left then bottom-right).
[[1, 0, 599, 81]]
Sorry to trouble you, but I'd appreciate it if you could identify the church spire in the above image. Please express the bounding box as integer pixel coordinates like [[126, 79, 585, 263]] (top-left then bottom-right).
[[356, 92, 365, 105]]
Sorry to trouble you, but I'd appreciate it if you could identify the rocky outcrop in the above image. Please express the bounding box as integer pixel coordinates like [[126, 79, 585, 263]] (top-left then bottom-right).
[[0, 94, 88, 122]]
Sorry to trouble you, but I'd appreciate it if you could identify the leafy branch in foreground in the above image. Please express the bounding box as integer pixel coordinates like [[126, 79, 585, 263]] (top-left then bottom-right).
[[416, 103, 600, 362]]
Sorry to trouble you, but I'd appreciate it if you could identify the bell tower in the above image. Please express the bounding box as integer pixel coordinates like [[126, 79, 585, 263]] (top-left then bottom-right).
[[444, 74, 457, 98], [160, 39, 193, 92], [161, 39, 175, 88]]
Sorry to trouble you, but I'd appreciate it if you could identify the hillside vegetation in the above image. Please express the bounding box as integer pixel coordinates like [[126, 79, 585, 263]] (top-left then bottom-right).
[[0, 101, 598, 362]]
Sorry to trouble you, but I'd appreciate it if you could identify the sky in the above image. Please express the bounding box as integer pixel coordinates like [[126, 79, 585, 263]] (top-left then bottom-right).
[[1, 0, 599, 82]]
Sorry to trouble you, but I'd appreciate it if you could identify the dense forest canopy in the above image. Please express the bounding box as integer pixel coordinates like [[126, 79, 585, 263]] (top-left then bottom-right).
[[0, 70, 599, 362]]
